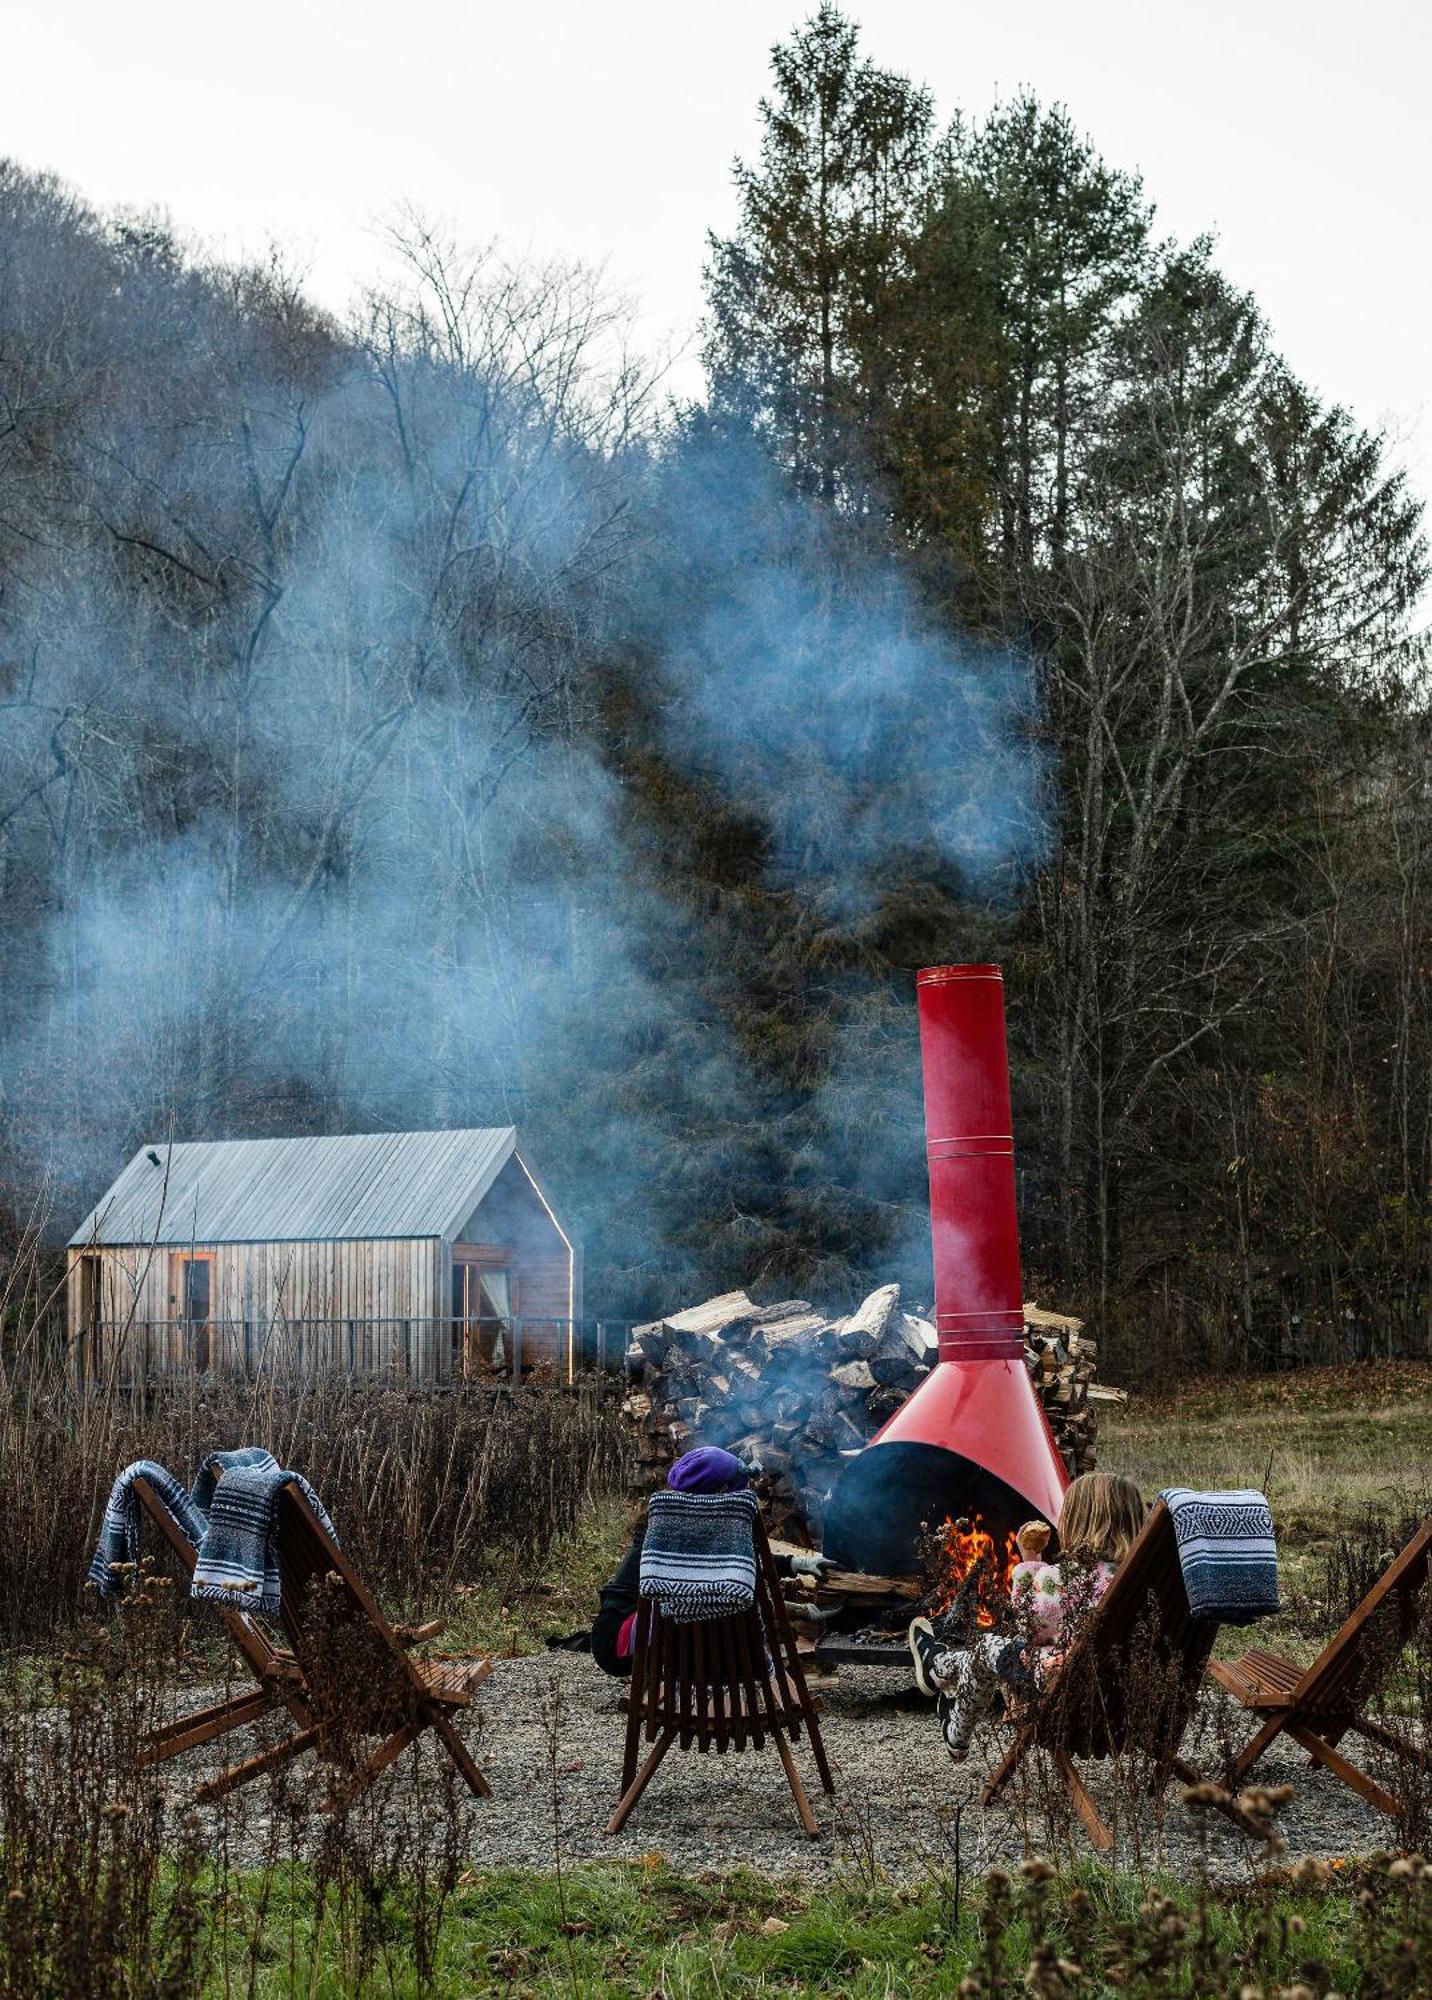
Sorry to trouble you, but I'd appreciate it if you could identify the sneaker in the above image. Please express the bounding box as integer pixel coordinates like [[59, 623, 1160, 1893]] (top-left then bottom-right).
[[937, 1691, 971, 1764], [908, 1616, 943, 1697]]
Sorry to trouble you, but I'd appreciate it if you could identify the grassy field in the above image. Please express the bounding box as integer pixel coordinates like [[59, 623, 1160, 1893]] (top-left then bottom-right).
[[1102, 1361, 1432, 1531]]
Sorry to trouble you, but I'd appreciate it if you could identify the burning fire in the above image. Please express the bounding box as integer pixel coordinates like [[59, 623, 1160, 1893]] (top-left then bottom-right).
[[927, 1515, 1021, 1631]]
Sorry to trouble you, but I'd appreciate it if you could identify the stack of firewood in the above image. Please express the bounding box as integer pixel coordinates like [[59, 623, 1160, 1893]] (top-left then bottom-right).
[[1023, 1302, 1115, 1483], [622, 1284, 1115, 1546]]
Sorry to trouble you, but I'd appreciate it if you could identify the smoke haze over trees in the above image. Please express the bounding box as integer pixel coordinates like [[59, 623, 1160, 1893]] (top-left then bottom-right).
[[1, 5, 1427, 1370]]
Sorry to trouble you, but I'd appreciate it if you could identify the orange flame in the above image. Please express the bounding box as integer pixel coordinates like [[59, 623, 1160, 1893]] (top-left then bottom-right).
[[928, 1515, 1021, 1630]]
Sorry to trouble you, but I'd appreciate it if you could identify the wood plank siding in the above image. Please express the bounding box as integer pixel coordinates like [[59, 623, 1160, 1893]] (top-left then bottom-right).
[[445, 1154, 579, 1376], [67, 1237, 445, 1379]]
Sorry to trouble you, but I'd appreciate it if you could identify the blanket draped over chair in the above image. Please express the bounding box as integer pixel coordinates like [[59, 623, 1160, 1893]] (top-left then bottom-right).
[[89, 1449, 337, 1618], [191, 1461, 337, 1618], [638, 1488, 759, 1622], [1158, 1487, 1280, 1624], [190, 1444, 279, 1517], [88, 1460, 208, 1597]]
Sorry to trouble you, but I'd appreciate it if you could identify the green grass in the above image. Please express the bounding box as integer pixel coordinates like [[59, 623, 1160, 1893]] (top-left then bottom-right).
[[1102, 1361, 1432, 1530], [436, 1494, 632, 1658], [195, 1856, 1415, 1997]]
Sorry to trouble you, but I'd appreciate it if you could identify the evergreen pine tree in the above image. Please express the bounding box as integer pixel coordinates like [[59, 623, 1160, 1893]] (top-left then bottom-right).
[[704, 3, 931, 511]]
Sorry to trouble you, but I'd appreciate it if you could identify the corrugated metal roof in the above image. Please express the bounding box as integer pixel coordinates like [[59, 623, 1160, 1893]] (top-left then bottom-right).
[[69, 1128, 519, 1247]]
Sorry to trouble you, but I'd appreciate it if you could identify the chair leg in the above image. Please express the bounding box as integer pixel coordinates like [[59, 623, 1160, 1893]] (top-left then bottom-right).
[[1288, 1723, 1401, 1818], [770, 1727, 820, 1838], [981, 1724, 1033, 1808], [810, 1726, 836, 1798], [1054, 1749, 1114, 1852], [320, 1723, 423, 1812], [195, 1725, 321, 1803], [606, 1727, 675, 1835], [1347, 1714, 1432, 1774], [428, 1707, 492, 1800], [1231, 1711, 1288, 1779], [139, 1689, 273, 1765], [802, 1707, 836, 1796], [146, 1688, 265, 1743]]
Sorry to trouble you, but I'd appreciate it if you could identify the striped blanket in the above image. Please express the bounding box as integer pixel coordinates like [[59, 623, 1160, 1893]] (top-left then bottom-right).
[[639, 1488, 759, 1623], [1160, 1487, 1280, 1625], [190, 1445, 278, 1518], [191, 1461, 337, 1619], [88, 1460, 207, 1598]]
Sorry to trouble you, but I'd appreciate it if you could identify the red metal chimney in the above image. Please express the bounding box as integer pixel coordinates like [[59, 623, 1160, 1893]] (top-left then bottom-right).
[[822, 964, 1068, 1574]]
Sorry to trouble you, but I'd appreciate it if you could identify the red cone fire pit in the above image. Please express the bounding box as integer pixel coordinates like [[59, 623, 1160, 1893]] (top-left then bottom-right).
[[822, 964, 1068, 1577]]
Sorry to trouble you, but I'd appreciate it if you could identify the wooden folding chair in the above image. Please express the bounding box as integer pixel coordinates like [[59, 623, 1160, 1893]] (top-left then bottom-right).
[[607, 1516, 835, 1838], [981, 1500, 1227, 1851], [129, 1472, 313, 1775], [1208, 1517, 1432, 1819], [195, 1483, 492, 1808]]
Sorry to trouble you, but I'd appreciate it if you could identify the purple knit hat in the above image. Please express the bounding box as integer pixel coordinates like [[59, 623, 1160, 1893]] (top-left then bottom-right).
[[667, 1446, 749, 1494]]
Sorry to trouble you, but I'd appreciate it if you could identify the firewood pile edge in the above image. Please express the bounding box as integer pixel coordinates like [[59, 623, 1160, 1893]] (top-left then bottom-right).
[[623, 1284, 1119, 1548]]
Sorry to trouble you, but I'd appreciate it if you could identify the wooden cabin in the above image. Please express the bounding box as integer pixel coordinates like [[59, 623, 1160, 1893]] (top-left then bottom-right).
[[67, 1128, 581, 1382]]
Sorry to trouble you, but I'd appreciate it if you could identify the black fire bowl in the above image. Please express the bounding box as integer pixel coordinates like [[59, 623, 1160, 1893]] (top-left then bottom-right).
[[820, 1440, 1037, 1578]]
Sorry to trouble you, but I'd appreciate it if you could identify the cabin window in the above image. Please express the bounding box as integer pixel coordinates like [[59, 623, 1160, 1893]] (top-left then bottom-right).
[[79, 1254, 102, 1326], [78, 1256, 103, 1385]]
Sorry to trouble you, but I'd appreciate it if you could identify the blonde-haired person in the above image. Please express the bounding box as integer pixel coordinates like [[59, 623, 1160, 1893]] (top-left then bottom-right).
[[908, 1472, 1148, 1763]]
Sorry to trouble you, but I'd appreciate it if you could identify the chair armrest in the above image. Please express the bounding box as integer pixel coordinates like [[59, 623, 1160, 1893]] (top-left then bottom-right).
[[395, 1618, 446, 1647]]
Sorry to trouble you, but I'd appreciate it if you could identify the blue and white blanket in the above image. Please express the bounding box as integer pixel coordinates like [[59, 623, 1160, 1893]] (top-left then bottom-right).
[[639, 1488, 759, 1623], [87, 1459, 208, 1598], [191, 1460, 337, 1619], [1160, 1487, 1280, 1625], [190, 1445, 278, 1518]]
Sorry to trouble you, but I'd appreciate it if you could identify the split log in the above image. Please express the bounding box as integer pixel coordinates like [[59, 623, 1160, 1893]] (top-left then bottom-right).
[[831, 1282, 900, 1359], [815, 1568, 921, 1600]]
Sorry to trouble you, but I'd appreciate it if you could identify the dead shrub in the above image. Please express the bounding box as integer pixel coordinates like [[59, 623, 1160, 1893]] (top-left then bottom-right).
[[0, 1575, 208, 1997], [1, 1354, 632, 1644]]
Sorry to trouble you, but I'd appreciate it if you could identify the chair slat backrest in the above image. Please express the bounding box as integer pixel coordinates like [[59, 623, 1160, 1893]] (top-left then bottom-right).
[[1032, 1500, 1218, 1762], [1293, 1517, 1432, 1717], [273, 1484, 423, 1732], [625, 1517, 816, 1751]]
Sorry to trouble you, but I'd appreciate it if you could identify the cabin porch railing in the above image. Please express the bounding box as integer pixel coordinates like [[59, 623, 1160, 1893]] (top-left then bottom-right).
[[73, 1317, 635, 1391]]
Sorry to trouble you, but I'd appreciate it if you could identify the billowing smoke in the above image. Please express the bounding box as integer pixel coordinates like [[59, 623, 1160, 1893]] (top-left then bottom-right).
[[0, 172, 1043, 1311]]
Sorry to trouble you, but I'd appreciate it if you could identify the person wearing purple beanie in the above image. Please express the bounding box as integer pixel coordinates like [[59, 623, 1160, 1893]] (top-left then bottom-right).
[[665, 1446, 749, 1494], [587, 1447, 832, 1675]]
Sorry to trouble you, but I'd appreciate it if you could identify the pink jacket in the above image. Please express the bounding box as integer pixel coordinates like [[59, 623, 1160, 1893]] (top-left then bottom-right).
[[1010, 1558, 1115, 1648]]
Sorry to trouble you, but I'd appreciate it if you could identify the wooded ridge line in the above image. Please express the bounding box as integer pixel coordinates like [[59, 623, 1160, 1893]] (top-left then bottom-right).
[[0, 6, 1426, 1380]]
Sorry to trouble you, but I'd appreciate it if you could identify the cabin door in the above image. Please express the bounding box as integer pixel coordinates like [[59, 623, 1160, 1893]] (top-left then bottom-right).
[[78, 1256, 102, 1384], [451, 1258, 515, 1376], [174, 1252, 214, 1371]]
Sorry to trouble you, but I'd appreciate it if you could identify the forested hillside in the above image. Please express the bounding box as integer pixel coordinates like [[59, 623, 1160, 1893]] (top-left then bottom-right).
[[1, 6, 1426, 1370]]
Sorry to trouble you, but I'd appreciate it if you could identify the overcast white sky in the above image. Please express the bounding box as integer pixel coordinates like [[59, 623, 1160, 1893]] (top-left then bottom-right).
[[4, 0, 1428, 524]]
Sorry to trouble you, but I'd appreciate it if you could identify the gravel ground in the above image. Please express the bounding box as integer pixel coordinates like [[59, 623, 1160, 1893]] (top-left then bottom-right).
[[175, 1651, 1394, 1882]]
